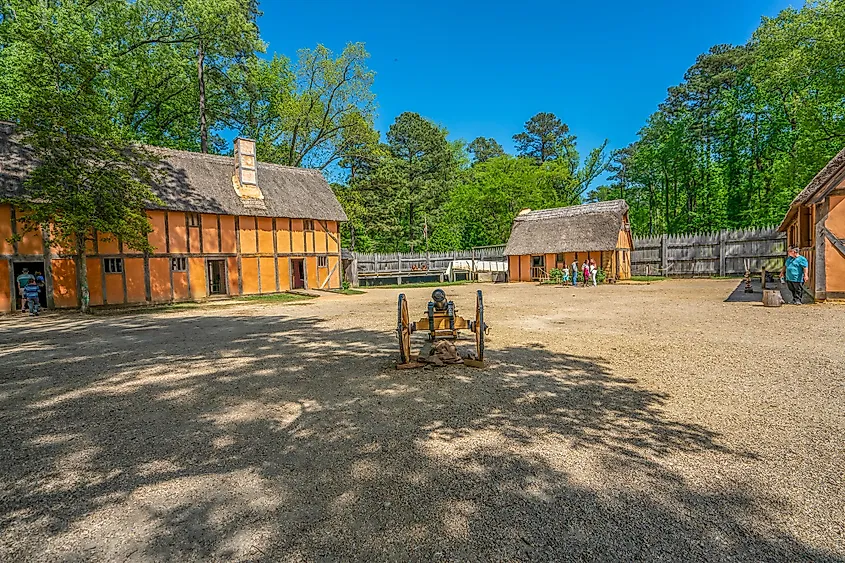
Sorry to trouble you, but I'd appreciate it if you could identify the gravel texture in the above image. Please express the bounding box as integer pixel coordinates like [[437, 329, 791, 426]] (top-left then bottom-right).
[[0, 279, 843, 562]]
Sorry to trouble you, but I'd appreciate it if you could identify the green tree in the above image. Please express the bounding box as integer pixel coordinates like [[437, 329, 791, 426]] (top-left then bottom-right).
[[513, 112, 576, 164], [467, 136, 505, 163], [0, 0, 161, 311]]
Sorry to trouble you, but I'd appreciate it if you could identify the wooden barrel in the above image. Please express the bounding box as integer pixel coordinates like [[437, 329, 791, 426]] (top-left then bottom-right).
[[762, 289, 784, 307]]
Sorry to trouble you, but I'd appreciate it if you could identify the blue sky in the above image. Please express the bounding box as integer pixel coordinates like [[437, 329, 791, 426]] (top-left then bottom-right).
[[257, 0, 795, 166]]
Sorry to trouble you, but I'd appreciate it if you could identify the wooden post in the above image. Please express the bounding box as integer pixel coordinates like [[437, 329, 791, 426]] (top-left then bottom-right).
[[718, 229, 727, 277], [660, 234, 669, 276], [815, 200, 828, 301]]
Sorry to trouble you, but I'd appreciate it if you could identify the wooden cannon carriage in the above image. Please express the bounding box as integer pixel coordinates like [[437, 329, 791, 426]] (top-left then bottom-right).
[[396, 289, 487, 368]]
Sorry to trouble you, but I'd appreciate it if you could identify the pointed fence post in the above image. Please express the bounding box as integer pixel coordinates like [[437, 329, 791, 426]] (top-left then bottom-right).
[[718, 229, 727, 277], [660, 234, 669, 276]]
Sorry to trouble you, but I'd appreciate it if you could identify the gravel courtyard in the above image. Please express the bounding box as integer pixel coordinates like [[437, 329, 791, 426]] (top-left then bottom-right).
[[1, 279, 843, 562]]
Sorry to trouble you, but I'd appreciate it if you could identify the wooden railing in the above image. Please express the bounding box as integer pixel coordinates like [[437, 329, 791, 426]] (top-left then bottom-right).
[[530, 266, 549, 282]]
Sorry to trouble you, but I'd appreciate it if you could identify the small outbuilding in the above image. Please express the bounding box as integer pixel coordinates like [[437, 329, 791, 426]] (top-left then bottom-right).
[[504, 199, 633, 282], [777, 147, 845, 301]]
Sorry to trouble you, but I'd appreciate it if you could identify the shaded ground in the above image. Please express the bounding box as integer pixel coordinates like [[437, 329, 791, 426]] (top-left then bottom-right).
[[1, 280, 843, 561]]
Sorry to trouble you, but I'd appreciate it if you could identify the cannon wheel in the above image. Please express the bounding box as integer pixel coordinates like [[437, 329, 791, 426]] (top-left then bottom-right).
[[397, 293, 412, 364], [475, 290, 484, 361]]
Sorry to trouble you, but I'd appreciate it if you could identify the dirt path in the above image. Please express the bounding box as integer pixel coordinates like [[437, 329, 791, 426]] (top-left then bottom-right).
[[1, 280, 842, 561]]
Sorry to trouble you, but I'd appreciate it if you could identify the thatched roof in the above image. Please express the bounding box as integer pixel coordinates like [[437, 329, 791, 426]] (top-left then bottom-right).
[[0, 122, 347, 221], [504, 200, 629, 256], [778, 146, 845, 231]]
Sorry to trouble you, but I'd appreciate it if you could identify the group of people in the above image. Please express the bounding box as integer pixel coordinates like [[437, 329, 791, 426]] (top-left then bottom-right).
[[16, 268, 45, 316], [560, 258, 599, 287]]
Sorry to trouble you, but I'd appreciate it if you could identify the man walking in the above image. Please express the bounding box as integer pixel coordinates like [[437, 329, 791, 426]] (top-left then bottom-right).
[[781, 246, 809, 305], [16, 267, 34, 313]]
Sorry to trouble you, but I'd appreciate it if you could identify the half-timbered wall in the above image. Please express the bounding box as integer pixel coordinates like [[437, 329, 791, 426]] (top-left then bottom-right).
[[0, 204, 342, 311]]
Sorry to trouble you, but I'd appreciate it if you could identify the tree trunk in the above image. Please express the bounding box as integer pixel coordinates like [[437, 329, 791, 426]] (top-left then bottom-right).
[[198, 41, 208, 154], [76, 233, 90, 313]]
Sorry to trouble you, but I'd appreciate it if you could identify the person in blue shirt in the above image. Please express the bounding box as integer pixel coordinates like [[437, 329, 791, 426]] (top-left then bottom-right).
[[780, 246, 809, 305], [22, 278, 41, 316]]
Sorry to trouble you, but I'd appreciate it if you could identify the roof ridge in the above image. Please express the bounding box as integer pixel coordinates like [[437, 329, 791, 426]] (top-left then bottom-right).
[[150, 145, 318, 174]]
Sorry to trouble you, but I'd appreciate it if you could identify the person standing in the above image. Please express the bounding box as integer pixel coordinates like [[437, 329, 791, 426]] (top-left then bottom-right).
[[780, 246, 809, 305], [23, 277, 41, 316], [590, 258, 598, 287], [582, 259, 590, 287], [16, 267, 34, 313], [571, 259, 579, 287]]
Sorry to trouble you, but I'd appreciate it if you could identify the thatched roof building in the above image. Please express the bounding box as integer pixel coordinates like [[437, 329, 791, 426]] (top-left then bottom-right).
[[0, 122, 348, 311], [504, 200, 633, 282], [0, 122, 347, 221], [777, 148, 845, 301]]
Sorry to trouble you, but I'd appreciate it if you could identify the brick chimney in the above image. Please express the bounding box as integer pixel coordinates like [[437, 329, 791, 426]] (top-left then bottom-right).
[[232, 137, 264, 201]]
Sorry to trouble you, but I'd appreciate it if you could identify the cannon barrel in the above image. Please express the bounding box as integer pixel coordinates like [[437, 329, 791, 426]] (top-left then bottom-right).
[[431, 288, 448, 311]]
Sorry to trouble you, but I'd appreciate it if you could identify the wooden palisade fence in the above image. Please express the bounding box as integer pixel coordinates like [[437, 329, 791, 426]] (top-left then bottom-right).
[[346, 227, 787, 285], [631, 226, 786, 277]]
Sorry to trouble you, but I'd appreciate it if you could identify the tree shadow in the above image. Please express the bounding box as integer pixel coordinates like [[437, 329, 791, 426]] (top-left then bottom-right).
[[0, 312, 841, 561]]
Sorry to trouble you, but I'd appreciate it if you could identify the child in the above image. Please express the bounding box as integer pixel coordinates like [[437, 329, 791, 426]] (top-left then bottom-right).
[[23, 278, 40, 316], [561, 266, 571, 285]]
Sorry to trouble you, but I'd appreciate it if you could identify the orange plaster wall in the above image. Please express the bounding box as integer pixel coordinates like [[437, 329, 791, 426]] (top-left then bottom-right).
[[545, 254, 555, 272], [241, 257, 259, 294], [172, 272, 189, 301], [147, 211, 167, 253], [52, 259, 77, 307], [104, 272, 124, 305], [259, 256, 276, 293], [87, 259, 104, 306], [305, 228, 315, 253], [0, 260, 10, 312], [277, 258, 291, 291], [327, 221, 339, 253], [305, 256, 318, 289], [291, 219, 304, 253], [276, 218, 291, 253], [327, 255, 340, 289], [17, 217, 43, 255], [257, 218, 274, 254], [519, 255, 531, 282], [239, 216, 257, 254], [98, 232, 120, 255], [227, 257, 239, 295], [825, 195, 845, 292], [149, 257, 171, 302], [315, 222, 328, 253], [169, 212, 187, 254], [508, 256, 518, 281], [125, 258, 146, 303], [188, 226, 200, 254], [189, 257, 207, 299], [0, 205, 13, 255], [202, 214, 220, 254], [220, 215, 237, 253]]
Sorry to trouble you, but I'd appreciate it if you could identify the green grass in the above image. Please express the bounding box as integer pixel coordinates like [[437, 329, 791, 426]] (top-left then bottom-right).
[[364, 280, 475, 290], [236, 292, 316, 303], [629, 276, 668, 282], [333, 288, 367, 295]]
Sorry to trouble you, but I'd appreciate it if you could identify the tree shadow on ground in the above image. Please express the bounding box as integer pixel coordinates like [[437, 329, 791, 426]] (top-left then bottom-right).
[[0, 313, 841, 561]]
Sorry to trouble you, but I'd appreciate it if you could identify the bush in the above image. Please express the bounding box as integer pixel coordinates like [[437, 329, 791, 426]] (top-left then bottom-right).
[[549, 268, 564, 284], [342, 280, 350, 290]]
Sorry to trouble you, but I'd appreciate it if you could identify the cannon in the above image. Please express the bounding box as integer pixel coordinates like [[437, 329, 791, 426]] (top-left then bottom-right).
[[397, 289, 488, 367]]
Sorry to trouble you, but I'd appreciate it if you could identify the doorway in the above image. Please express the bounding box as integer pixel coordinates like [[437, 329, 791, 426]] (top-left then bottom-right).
[[291, 259, 306, 289], [13, 261, 46, 311], [206, 260, 227, 295]]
